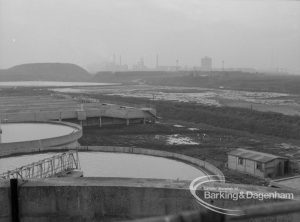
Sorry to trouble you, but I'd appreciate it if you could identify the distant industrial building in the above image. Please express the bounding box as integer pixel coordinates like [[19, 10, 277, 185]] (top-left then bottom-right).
[[104, 62, 128, 72], [156, 65, 181, 72], [155, 55, 181, 71], [132, 58, 148, 71], [228, 148, 289, 178], [105, 54, 129, 72], [201, 56, 212, 71]]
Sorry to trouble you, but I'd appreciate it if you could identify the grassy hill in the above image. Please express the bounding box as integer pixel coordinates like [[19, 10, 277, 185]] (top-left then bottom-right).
[[0, 63, 91, 82]]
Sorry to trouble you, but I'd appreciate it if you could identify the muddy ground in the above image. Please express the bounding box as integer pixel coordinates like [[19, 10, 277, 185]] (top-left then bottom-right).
[[79, 119, 300, 186]]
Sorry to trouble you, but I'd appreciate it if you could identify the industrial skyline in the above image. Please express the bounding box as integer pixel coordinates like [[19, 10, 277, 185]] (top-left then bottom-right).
[[92, 54, 279, 74], [1, 0, 299, 74]]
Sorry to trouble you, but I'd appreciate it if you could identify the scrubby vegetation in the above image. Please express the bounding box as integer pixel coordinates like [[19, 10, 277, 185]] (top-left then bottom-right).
[[147, 71, 300, 94], [3, 87, 299, 140], [89, 94, 300, 140]]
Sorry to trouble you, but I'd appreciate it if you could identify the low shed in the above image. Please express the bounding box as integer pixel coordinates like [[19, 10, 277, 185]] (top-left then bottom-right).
[[228, 148, 288, 178]]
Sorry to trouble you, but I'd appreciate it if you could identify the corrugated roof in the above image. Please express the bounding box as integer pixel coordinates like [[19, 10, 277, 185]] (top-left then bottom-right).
[[228, 148, 287, 163]]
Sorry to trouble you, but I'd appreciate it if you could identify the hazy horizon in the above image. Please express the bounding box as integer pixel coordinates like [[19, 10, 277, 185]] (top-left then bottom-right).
[[0, 0, 300, 74]]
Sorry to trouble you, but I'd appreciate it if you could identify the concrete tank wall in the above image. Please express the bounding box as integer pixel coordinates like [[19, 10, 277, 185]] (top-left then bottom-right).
[[1, 107, 155, 123], [77, 146, 225, 181], [0, 144, 224, 181], [0, 178, 199, 222], [0, 121, 82, 157], [0, 178, 298, 222]]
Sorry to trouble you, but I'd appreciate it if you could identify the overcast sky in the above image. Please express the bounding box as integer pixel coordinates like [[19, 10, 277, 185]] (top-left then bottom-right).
[[0, 0, 300, 73]]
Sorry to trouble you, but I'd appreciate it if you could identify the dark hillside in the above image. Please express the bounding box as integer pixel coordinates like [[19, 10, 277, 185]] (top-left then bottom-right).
[[0, 63, 91, 82]]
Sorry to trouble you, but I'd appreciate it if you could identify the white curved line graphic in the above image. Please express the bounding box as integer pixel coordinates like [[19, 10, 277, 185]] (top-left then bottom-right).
[[189, 175, 244, 216]]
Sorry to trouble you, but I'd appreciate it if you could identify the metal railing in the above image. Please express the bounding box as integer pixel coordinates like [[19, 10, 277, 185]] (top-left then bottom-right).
[[0, 151, 80, 180]]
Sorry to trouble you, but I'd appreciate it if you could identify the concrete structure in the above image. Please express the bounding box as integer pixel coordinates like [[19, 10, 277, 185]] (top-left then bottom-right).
[[270, 175, 300, 191], [77, 146, 225, 181], [132, 200, 300, 222], [1, 177, 299, 222], [0, 95, 156, 126], [201, 56, 212, 71], [228, 148, 289, 178], [0, 145, 225, 181], [0, 121, 82, 157], [0, 145, 226, 221]]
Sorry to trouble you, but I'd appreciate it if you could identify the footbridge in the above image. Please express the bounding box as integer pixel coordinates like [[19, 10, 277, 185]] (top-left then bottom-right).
[[0, 151, 81, 180]]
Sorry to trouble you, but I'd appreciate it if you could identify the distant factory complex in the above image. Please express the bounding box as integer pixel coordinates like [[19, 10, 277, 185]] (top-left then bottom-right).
[[100, 54, 216, 72], [97, 54, 259, 73]]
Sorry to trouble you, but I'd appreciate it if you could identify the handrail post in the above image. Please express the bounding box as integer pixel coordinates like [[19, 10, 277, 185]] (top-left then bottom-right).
[[10, 179, 20, 222]]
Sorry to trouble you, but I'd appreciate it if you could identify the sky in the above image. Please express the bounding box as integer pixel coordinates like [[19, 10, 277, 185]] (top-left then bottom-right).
[[0, 0, 300, 73]]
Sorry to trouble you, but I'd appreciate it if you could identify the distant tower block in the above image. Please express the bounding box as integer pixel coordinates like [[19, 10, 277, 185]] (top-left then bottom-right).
[[176, 59, 179, 71], [113, 54, 116, 65], [201, 56, 212, 71], [119, 55, 122, 66], [156, 54, 159, 68], [222, 60, 225, 71]]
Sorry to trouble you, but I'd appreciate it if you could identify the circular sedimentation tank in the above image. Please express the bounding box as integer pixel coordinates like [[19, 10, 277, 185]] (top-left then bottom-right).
[[0, 121, 223, 181], [1, 122, 78, 143], [0, 121, 82, 156], [0, 152, 208, 180]]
